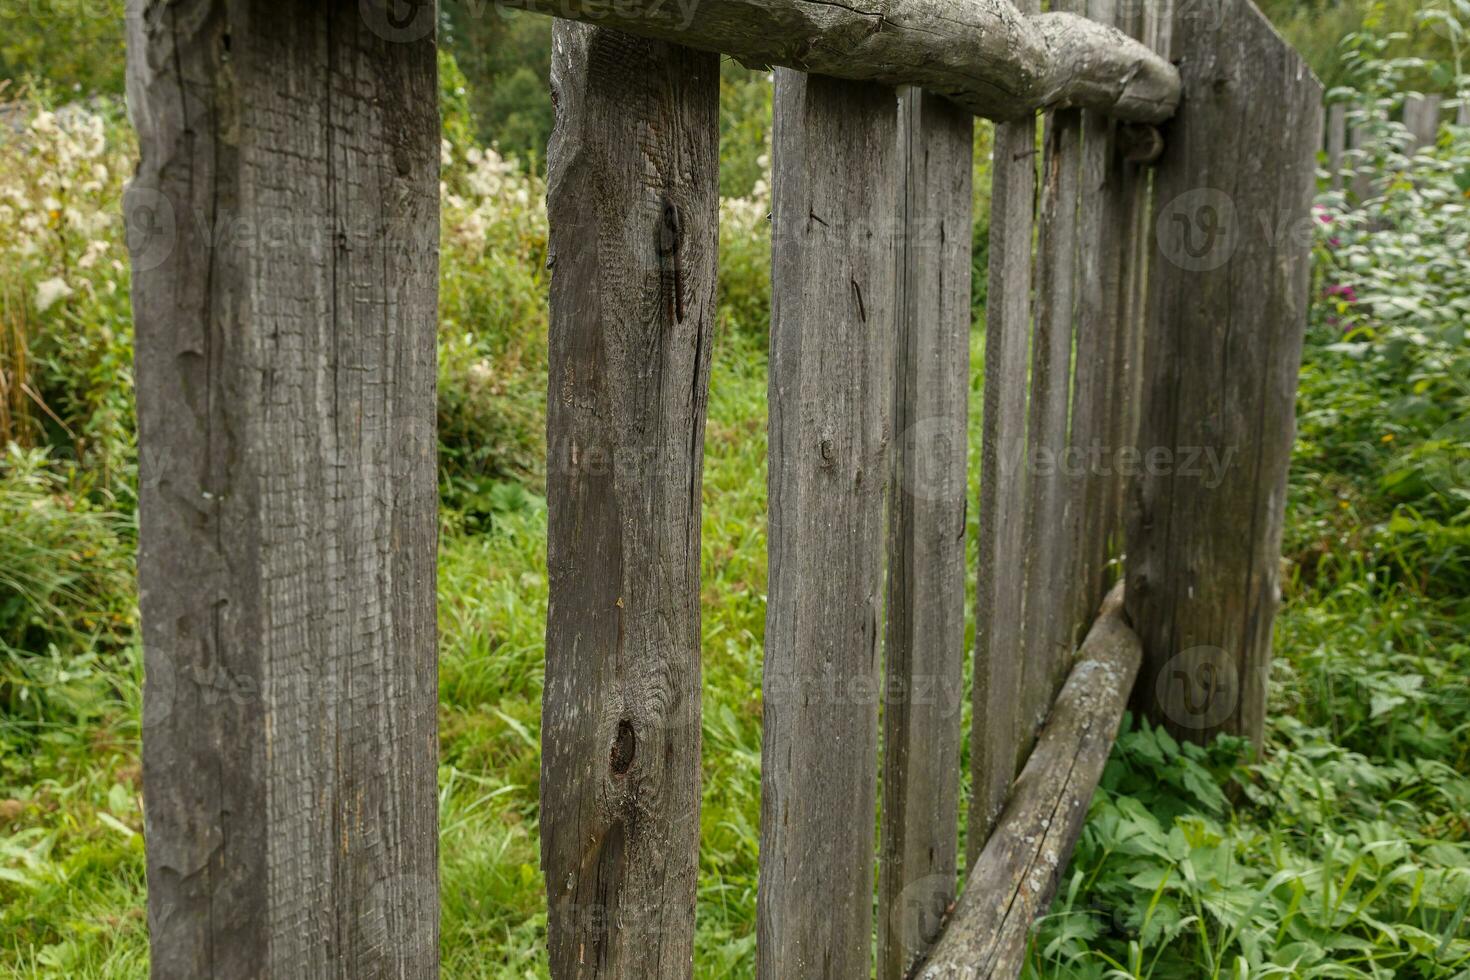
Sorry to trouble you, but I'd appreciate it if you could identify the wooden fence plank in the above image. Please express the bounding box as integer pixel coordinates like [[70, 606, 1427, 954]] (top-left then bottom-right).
[[879, 86, 972, 980], [540, 23, 719, 978], [760, 69, 898, 978], [125, 2, 440, 975], [1127, 0, 1323, 747], [1109, 0, 1169, 583], [1403, 93, 1442, 149], [1326, 103, 1347, 191], [1018, 96, 1081, 742], [1067, 0, 1128, 644], [970, 0, 1039, 857], [920, 586, 1142, 980], [1347, 121, 1375, 203], [1101, 1, 1142, 567]]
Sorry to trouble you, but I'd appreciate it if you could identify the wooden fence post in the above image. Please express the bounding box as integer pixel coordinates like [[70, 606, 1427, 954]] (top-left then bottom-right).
[[540, 22, 719, 978], [970, 0, 1040, 861], [759, 69, 898, 978], [1019, 28, 1083, 749], [878, 86, 971, 980], [1346, 122, 1376, 203], [125, 2, 441, 975], [1403, 93, 1442, 149], [1066, 0, 1130, 641], [1126, 0, 1323, 747], [1326, 102, 1347, 190]]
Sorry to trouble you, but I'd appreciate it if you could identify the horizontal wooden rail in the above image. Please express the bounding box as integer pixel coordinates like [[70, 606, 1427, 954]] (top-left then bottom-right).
[[920, 584, 1142, 980], [507, 0, 1180, 122]]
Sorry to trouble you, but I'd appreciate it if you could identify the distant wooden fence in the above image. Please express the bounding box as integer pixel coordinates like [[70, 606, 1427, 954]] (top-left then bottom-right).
[[1325, 91, 1469, 196], [123, 0, 1320, 976]]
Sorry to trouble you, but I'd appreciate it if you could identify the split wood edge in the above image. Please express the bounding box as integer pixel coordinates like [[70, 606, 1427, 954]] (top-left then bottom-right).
[[506, 0, 1181, 122], [921, 583, 1143, 980]]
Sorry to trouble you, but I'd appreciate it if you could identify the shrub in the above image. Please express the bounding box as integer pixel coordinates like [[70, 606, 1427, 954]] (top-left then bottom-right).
[[0, 94, 136, 505], [438, 131, 551, 529], [1296, 18, 1470, 597]]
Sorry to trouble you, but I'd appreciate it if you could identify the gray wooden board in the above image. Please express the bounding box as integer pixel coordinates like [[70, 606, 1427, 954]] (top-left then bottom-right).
[[1068, 0, 1129, 654], [1326, 103, 1346, 190], [970, 16, 1039, 860], [1107, 0, 1162, 591], [1019, 100, 1082, 748], [879, 85, 973, 980], [541, 22, 719, 979], [126, 1, 441, 975], [1126, 0, 1323, 747], [759, 68, 899, 979], [1403, 93, 1442, 149]]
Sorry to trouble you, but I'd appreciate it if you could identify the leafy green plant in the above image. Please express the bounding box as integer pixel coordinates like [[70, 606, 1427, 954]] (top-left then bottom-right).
[[0, 3, 127, 98], [1305, 15, 1470, 598]]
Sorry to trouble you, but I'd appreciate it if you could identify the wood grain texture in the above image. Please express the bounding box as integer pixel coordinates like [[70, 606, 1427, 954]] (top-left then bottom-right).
[[1403, 93, 1442, 149], [1347, 122, 1374, 203], [970, 0, 1039, 858], [505, 0, 1180, 122], [1066, 0, 1130, 641], [1105, 0, 1161, 583], [540, 23, 719, 979], [126, 1, 440, 976], [920, 585, 1141, 980], [1126, 0, 1323, 747], [1326, 103, 1346, 191], [1018, 91, 1082, 750], [879, 86, 972, 980], [759, 69, 898, 980]]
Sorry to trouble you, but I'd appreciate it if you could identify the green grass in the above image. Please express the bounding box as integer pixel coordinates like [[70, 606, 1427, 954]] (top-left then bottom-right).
[[6, 301, 1466, 977]]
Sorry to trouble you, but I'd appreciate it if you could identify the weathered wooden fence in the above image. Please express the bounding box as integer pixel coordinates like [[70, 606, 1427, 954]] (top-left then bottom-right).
[[1325, 91, 1468, 195], [124, 0, 1320, 976]]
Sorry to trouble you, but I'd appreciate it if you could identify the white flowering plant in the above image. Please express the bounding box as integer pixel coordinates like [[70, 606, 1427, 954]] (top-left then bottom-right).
[[435, 89, 552, 531], [0, 94, 136, 502]]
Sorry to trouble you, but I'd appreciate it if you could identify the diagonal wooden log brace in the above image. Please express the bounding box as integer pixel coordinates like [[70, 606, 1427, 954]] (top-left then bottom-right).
[[503, 0, 1182, 122], [920, 585, 1143, 980]]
